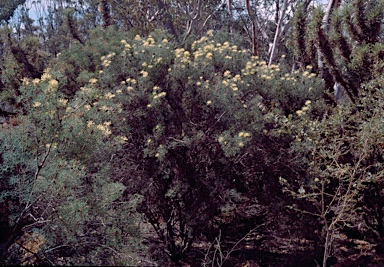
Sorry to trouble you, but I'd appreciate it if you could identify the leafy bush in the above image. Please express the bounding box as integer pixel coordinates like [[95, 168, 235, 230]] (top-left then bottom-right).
[[279, 75, 384, 266], [1, 27, 327, 265], [74, 29, 325, 262], [0, 68, 144, 265]]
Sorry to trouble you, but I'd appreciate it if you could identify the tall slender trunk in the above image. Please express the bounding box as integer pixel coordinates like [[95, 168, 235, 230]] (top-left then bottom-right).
[[99, 0, 111, 28], [227, 0, 233, 33], [245, 0, 258, 56], [268, 0, 288, 68]]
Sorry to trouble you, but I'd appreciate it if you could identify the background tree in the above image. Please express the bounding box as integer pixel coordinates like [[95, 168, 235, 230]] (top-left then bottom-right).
[[289, 0, 384, 103], [0, 0, 27, 23]]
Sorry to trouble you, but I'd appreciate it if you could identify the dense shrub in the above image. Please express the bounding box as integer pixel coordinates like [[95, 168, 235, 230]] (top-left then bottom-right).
[[279, 75, 384, 266], [60, 28, 325, 263], [0, 67, 144, 265], [8, 26, 384, 266]]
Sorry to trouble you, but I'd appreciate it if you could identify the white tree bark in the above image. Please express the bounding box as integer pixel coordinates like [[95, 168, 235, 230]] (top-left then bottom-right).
[[268, 0, 289, 68]]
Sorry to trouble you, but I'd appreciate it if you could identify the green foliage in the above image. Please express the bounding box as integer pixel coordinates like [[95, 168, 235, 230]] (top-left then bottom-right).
[[0, 67, 144, 264], [289, 0, 384, 103], [0, 0, 26, 23], [0, 6, 382, 263], [0, 27, 46, 107], [289, 3, 313, 70], [0, 26, 327, 264], [47, 28, 323, 262], [278, 75, 384, 265]]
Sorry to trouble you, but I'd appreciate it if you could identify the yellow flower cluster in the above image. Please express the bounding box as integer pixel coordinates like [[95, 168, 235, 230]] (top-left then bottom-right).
[[242, 59, 284, 81], [21, 77, 29, 85], [89, 78, 98, 85], [238, 131, 251, 138], [80, 86, 92, 94], [47, 79, 59, 92], [230, 83, 238, 91], [191, 35, 239, 64], [125, 77, 137, 84], [140, 70, 148, 78], [116, 135, 128, 144], [175, 48, 190, 67], [296, 100, 311, 116], [242, 60, 265, 76], [95, 121, 112, 136], [33, 101, 42, 108], [154, 57, 163, 64], [143, 36, 155, 47], [302, 71, 310, 77], [302, 70, 316, 78], [222, 70, 243, 92], [232, 74, 241, 82], [41, 69, 52, 81], [32, 78, 40, 86], [153, 91, 166, 100], [223, 70, 231, 78], [58, 98, 68, 106], [87, 121, 94, 128], [100, 105, 112, 111], [191, 36, 209, 50], [104, 92, 115, 99], [237, 131, 252, 147], [142, 61, 154, 69], [124, 77, 137, 91], [121, 39, 131, 50], [281, 73, 297, 82], [101, 52, 115, 67]]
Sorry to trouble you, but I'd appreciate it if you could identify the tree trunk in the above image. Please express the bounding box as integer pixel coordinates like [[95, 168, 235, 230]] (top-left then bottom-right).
[[245, 0, 258, 56], [228, 0, 233, 33], [268, 0, 288, 68]]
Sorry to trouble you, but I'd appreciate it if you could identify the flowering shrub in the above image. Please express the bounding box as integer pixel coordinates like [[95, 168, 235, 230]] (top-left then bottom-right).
[[79, 29, 325, 262], [1, 69, 142, 265], [278, 76, 384, 265], [1, 28, 327, 264]]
